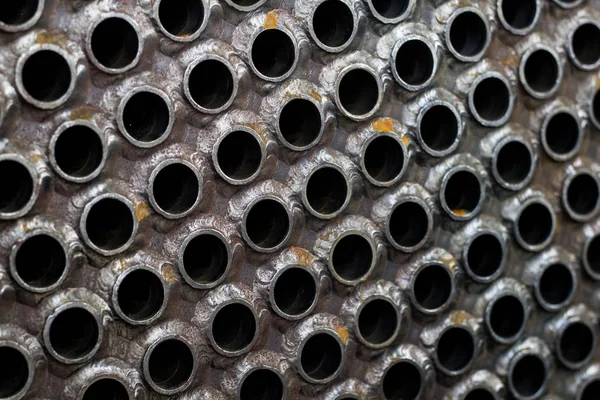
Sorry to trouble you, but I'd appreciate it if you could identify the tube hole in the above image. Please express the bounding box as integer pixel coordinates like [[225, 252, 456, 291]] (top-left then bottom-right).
[[581, 380, 600, 400], [14, 234, 66, 290], [466, 233, 504, 280], [516, 202, 554, 248], [436, 327, 475, 373], [84, 197, 135, 252], [0, 346, 29, 398], [510, 355, 546, 398], [0, 160, 34, 215], [394, 39, 434, 87], [572, 23, 600, 67], [240, 369, 284, 400], [116, 269, 165, 323], [500, 0, 537, 31], [300, 333, 342, 381], [594, 91, 600, 128], [544, 112, 580, 157], [413, 264, 452, 311], [442, 170, 482, 217], [216, 130, 262, 182], [83, 379, 128, 400], [251, 29, 295, 79], [488, 295, 525, 340], [472, 76, 511, 123], [147, 339, 194, 391], [419, 104, 459, 154], [0, 1, 39, 27], [495, 141, 532, 186], [585, 234, 600, 277], [158, 0, 205, 39], [566, 173, 600, 217], [21, 50, 71, 103], [312, 0, 354, 48], [559, 322, 595, 365], [382, 361, 421, 400], [306, 167, 348, 216], [151, 163, 199, 216], [448, 11, 488, 58], [338, 69, 379, 117], [212, 303, 256, 353], [245, 199, 290, 250], [370, 0, 410, 20], [388, 201, 429, 249], [48, 307, 99, 361], [121, 91, 171, 144], [522, 49, 559, 95], [358, 299, 398, 345], [331, 234, 373, 282], [278, 99, 322, 148], [90, 17, 139, 70], [182, 233, 229, 286], [465, 389, 495, 400], [273, 267, 317, 317], [539, 263, 573, 307], [54, 125, 103, 179], [364, 136, 404, 184], [187, 59, 234, 111]]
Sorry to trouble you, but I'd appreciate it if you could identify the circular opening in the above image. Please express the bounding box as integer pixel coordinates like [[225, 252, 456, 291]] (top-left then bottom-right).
[[466, 233, 504, 280], [436, 327, 475, 373], [14, 234, 66, 290], [90, 17, 139, 70], [413, 264, 452, 311], [538, 263, 574, 307], [312, 0, 354, 49], [53, 125, 103, 179], [572, 23, 600, 67], [251, 29, 295, 79], [116, 269, 165, 323], [394, 39, 434, 87], [48, 307, 99, 361], [594, 91, 600, 128], [442, 170, 482, 217], [0, 159, 34, 216], [331, 234, 373, 282], [158, 0, 205, 39], [585, 234, 600, 277], [0, 346, 29, 398], [21, 50, 71, 103], [228, 0, 263, 8], [488, 295, 525, 340], [84, 197, 135, 252], [566, 173, 600, 217], [465, 389, 495, 400], [245, 199, 290, 250], [522, 49, 560, 95], [370, 0, 410, 20], [364, 136, 404, 184], [240, 369, 284, 400], [83, 379, 128, 400], [187, 59, 234, 111], [147, 339, 194, 391], [448, 11, 488, 58], [306, 167, 348, 216], [581, 380, 600, 400], [212, 303, 257, 353], [495, 141, 532, 186], [0, 1, 40, 27], [216, 130, 262, 182], [388, 201, 429, 249], [419, 104, 459, 154], [543, 112, 580, 158], [358, 299, 398, 346], [559, 322, 595, 365], [300, 333, 342, 381], [273, 267, 317, 317], [278, 99, 322, 149], [382, 361, 421, 400], [338, 69, 379, 117], [182, 233, 229, 286], [510, 355, 546, 398], [472, 76, 511, 123], [516, 202, 554, 248], [121, 91, 171, 144], [500, 0, 537, 31], [151, 163, 199, 216]]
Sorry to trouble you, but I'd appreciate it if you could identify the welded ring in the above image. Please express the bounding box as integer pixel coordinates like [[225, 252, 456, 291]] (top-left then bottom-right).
[[328, 231, 377, 285], [540, 109, 582, 161], [409, 261, 455, 315], [269, 264, 319, 320], [275, 95, 324, 151], [49, 120, 107, 183], [0, 0, 45, 32], [416, 100, 462, 157], [576, 377, 600, 400], [117, 86, 174, 149], [513, 197, 556, 252], [439, 166, 485, 221], [533, 262, 576, 311], [506, 352, 549, 400], [468, 72, 514, 127], [497, 0, 541, 36], [236, 367, 287, 400], [178, 229, 233, 289], [463, 387, 501, 400], [184, 54, 238, 114], [223, 0, 266, 12], [301, 164, 351, 219], [484, 294, 527, 344], [76, 376, 133, 400], [433, 326, 477, 376], [297, 329, 345, 384], [391, 34, 437, 91], [147, 159, 202, 219], [209, 299, 259, 356], [518, 45, 563, 100], [591, 89, 600, 131], [355, 295, 401, 349], [212, 125, 266, 186], [308, 0, 357, 53], [552, 0, 584, 9], [111, 265, 169, 326], [0, 154, 38, 220], [555, 319, 596, 370], [0, 340, 35, 400], [153, 0, 209, 42], [360, 132, 408, 187], [248, 26, 299, 82], [85, 13, 143, 74], [568, 20, 600, 71], [366, 0, 415, 24], [491, 136, 535, 191], [385, 197, 433, 252], [15, 45, 76, 110], [444, 7, 491, 63], [562, 170, 600, 222], [142, 335, 197, 395], [462, 230, 506, 283], [241, 196, 292, 253], [380, 358, 425, 400], [582, 233, 600, 281], [335, 64, 383, 121]]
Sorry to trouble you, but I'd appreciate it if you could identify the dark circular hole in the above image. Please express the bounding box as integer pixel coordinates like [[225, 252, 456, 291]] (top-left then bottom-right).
[[15, 234, 66, 290], [278, 99, 322, 148], [312, 0, 354, 48], [594, 90, 600, 126], [0, 0, 39, 26], [358, 299, 398, 345], [158, 0, 204, 38], [182, 233, 229, 285], [229, 0, 262, 7], [495, 141, 532, 185], [364, 136, 404, 183], [581, 380, 600, 400], [116, 269, 164, 322], [466, 233, 503, 279], [388, 201, 429, 248], [449, 11, 488, 57], [539, 263, 574, 307], [331, 234, 373, 281], [419, 105, 459, 153], [122, 91, 170, 143], [49, 307, 99, 360], [306, 167, 348, 215], [516, 202, 553, 247], [0, 160, 33, 215], [300, 333, 342, 381], [217, 131, 262, 181], [523, 49, 559, 94], [240, 369, 284, 400], [443, 170, 482, 216], [586, 234, 600, 276], [511, 355, 546, 397], [212, 303, 256, 352], [188, 59, 234, 110], [573, 23, 600, 66], [544, 112, 579, 156], [436, 327, 475, 372], [338, 69, 379, 116], [21, 50, 71, 102], [465, 389, 495, 400], [151, 163, 199, 215], [472, 77, 510, 122], [85, 197, 134, 251], [489, 295, 525, 339], [559, 322, 595, 364], [147, 339, 194, 390], [54, 125, 103, 178], [370, 0, 410, 19], [395, 39, 434, 86], [82, 379, 128, 400], [382, 361, 421, 400], [251, 29, 295, 78], [501, 0, 537, 30], [273, 267, 317, 317], [245, 199, 290, 249], [90, 17, 139, 70], [566, 174, 599, 216], [413, 264, 452, 311], [0, 347, 29, 398]]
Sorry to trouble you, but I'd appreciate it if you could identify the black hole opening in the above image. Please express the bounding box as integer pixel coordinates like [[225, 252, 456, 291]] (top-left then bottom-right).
[[251, 29, 295, 78], [581, 380, 600, 400], [82, 379, 128, 400], [516, 202, 553, 247], [91, 17, 139, 70], [395, 39, 434, 86], [212, 303, 256, 352], [22, 50, 71, 102], [85, 198, 134, 251], [188, 59, 234, 110], [573, 23, 600, 66], [0, 0, 39, 26], [472, 77, 510, 122], [489, 295, 525, 339], [49, 307, 99, 360], [54, 125, 103, 178], [419, 105, 459, 152], [245, 199, 290, 249], [466, 233, 503, 279], [15, 234, 66, 289], [495, 141, 532, 185], [436, 327, 474, 372], [389, 201, 429, 248], [217, 130, 262, 181], [306, 167, 348, 215], [152, 163, 199, 215], [240, 369, 284, 400], [567, 174, 599, 216], [539, 263, 574, 306], [364, 136, 404, 183], [0, 347, 29, 398], [313, 0, 354, 48], [443, 170, 482, 216], [414, 264, 452, 311], [338, 69, 379, 116], [511, 355, 546, 397], [545, 112, 579, 156], [586, 234, 600, 275], [501, 0, 537, 30], [594, 91, 600, 126], [183, 234, 229, 285], [382, 362, 421, 400], [122, 91, 170, 143], [370, 0, 409, 19], [331, 234, 373, 281], [301, 333, 342, 380], [560, 322, 595, 364], [465, 389, 495, 400], [148, 339, 194, 390], [158, 0, 204, 38], [117, 269, 164, 322], [278, 99, 322, 148], [273, 267, 317, 316], [449, 11, 487, 57], [358, 299, 398, 345], [0, 160, 33, 215], [523, 50, 559, 94], [229, 0, 262, 7]]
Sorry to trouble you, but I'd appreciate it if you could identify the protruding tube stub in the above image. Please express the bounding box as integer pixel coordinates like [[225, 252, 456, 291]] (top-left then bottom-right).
[[516, 35, 564, 100], [444, 370, 506, 400], [581, 219, 600, 281], [365, 0, 415, 24], [0, 0, 45, 32], [561, 165, 600, 222], [535, 98, 584, 162], [323, 378, 377, 400], [153, 0, 210, 42], [496, 0, 541, 36], [566, 363, 600, 400]]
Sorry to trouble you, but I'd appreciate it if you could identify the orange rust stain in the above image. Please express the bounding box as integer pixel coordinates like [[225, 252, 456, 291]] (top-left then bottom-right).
[[162, 264, 178, 284], [450, 310, 469, 325], [372, 118, 393, 132], [241, 122, 267, 144], [290, 246, 315, 266], [70, 108, 95, 121], [501, 54, 520, 69], [453, 209, 468, 217], [35, 31, 68, 46], [264, 11, 278, 30], [135, 202, 150, 222], [310, 89, 322, 103], [401, 135, 411, 146], [335, 326, 349, 344], [30, 153, 44, 163]]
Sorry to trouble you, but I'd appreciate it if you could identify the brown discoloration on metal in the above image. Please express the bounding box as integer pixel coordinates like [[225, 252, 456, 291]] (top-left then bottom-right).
[[290, 246, 315, 266], [135, 202, 150, 222], [335, 326, 349, 344], [371, 118, 394, 133], [69, 108, 96, 121], [264, 10, 278, 30]]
